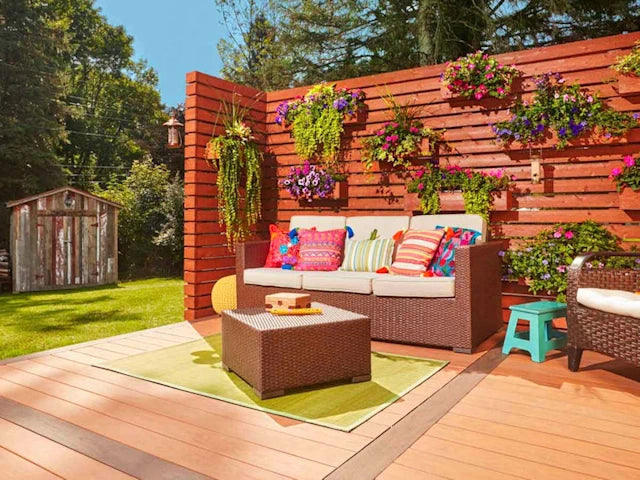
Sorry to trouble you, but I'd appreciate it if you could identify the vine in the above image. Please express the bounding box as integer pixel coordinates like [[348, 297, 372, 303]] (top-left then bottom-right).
[[206, 99, 262, 249]]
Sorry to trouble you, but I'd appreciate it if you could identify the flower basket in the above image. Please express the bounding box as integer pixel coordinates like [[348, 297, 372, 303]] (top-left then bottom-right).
[[618, 75, 640, 97], [403, 190, 513, 213], [619, 188, 640, 210]]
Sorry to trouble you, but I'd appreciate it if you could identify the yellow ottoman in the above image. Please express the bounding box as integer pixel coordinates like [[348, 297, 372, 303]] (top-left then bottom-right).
[[210, 275, 237, 314]]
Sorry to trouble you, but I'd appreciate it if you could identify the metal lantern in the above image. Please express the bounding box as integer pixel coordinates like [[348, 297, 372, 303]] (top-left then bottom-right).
[[163, 113, 184, 149]]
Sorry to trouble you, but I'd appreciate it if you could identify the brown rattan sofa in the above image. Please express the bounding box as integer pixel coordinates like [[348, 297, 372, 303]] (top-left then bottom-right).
[[566, 252, 640, 371], [236, 214, 503, 353]]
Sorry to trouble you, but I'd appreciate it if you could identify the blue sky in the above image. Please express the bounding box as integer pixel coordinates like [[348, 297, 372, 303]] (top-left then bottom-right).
[[95, 0, 224, 107]]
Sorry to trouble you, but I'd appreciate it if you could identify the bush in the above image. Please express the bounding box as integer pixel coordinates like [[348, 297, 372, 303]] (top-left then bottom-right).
[[97, 158, 183, 278]]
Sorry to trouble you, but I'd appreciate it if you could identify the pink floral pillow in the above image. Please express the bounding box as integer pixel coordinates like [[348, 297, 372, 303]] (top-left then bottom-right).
[[428, 226, 482, 277], [296, 228, 347, 271]]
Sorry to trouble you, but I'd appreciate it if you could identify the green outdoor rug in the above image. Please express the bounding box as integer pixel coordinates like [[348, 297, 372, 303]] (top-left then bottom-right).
[[99, 334, 448, 431]]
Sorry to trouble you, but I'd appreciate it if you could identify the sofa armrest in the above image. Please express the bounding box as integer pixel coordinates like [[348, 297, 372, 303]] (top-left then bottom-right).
[[454, 241, 503, 297], [236, 240, 270, 282]]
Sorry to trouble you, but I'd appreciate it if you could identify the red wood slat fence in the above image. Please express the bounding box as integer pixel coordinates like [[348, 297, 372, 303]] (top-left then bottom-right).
[[185, 33, 640, 321]]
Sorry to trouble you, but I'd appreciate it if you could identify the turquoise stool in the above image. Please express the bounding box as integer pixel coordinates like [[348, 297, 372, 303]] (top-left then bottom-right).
[[503, 301, 568, 362]]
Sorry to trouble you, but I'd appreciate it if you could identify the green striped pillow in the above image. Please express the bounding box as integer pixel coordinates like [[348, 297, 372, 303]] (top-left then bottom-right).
[[340, 238, 395, 272]]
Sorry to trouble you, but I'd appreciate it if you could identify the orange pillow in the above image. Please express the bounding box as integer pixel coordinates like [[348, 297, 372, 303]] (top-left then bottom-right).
[[389, 229, 445, 276]]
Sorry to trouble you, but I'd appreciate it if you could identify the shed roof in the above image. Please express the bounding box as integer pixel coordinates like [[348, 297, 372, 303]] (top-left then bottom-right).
[[6, 186, 122, 209]]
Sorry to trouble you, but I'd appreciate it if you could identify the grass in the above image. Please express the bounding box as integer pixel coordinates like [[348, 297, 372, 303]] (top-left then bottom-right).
[[0, 278, 184, 361]]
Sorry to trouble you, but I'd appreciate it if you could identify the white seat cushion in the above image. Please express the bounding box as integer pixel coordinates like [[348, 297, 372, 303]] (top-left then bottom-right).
[[244, 268, 302, 289], [289, 215, 346, 231], [409, 214, 487, 243], [577, 288, 640, 319], [346, 216, 410, 241], [302, 271, 377, 294], [373, 276, 455, 298]]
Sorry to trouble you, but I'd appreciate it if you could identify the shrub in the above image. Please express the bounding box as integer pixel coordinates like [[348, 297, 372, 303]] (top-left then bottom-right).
[[502, 221, 640, 301], [613, 41, 640, 77]]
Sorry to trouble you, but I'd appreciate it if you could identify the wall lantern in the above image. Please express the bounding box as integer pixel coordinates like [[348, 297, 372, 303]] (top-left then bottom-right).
[[64, 193, 75, 208], [529, 147, 543, 184], [163, 113, 184, 149]]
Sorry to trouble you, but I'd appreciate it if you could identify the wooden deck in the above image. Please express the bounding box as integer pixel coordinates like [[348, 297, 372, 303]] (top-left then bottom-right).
[[0, 319, 638, 479]]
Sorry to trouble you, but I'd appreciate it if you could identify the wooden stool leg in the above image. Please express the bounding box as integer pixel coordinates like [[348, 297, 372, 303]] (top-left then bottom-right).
[[502, 312, 520, 355], [529, 316, 547, 363]]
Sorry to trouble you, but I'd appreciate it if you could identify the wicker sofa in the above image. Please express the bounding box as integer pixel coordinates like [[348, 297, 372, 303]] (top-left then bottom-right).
[[236, 214, 503, 353], [566, 252, 640, 370]]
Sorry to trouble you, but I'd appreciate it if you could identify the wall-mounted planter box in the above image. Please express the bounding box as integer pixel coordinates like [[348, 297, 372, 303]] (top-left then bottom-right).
[[619, 188, 640, 210], [332, 181, 348, 199], [618, 75, 640, 96], [297, 180, 348, 206], [404, 190, 513, 212], [440, 78, 522, 110]]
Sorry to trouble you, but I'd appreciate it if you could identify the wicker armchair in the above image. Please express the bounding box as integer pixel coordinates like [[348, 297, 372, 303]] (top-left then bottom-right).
[[566, 252, 640, 371]]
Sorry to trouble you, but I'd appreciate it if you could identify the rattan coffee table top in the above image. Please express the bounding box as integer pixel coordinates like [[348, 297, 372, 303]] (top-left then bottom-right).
[[223, 302, 368, 331]]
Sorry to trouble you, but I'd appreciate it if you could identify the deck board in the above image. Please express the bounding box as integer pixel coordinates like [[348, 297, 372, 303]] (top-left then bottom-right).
[[0, 446, 62, 480]]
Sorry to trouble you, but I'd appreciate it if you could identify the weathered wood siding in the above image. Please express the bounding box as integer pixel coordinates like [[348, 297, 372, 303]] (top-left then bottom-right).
[[10, 190, 118, 292], [185, 32, 640, 321]]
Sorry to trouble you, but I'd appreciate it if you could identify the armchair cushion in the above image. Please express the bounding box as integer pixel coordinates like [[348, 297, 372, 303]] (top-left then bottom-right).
[[373, 276, 455, 298], [577, 288, 640, 319]]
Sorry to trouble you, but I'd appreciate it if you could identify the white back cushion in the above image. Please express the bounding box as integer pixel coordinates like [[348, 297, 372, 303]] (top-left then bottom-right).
[[346, 216, 410, 241], [289, 215, 346, 231], [409, 214, 487, 242]]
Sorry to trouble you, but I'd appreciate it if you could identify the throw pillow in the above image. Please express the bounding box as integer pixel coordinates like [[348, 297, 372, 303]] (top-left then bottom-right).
[[264, 224, 299, 268], [429, 226, 482, 277], [296, 228, 347, 271], [341, 237, 395, 272], [389, 229, 445, 276]]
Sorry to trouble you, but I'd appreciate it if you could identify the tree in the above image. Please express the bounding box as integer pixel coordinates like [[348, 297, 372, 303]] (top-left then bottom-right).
[[0, 0, 69, 247]]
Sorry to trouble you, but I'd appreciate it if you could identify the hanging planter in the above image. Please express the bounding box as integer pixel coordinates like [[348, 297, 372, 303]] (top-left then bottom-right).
[[404, 190, 513, 213], [440, 51, 520, 101], [613, 41, 640, 96], [610, 155, 640, 210], [619, 188, 640, 210], [281, 161, 347, 203]]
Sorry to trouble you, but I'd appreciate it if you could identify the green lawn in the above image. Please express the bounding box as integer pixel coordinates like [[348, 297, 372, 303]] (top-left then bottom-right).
[[0, 278, 184, 361]]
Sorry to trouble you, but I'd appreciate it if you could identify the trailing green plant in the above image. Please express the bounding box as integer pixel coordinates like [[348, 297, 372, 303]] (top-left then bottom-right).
[[441, 51, 519, 100], [492, 72, 638, 149], [502, 221, 640, 301], [361, 93, 446, 172], [406, 163, 511, 220], [275, 83, 365, 169], [613, 41, 640, 77], [610, 155, 640, 192], [206, 98, 262, 249]]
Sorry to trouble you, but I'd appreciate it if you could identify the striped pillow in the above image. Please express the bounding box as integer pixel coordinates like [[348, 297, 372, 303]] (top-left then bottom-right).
[[389, 229, 445, 276], [341, 238, 395, 272]]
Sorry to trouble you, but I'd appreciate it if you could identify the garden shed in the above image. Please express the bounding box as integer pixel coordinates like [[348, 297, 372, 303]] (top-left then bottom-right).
[[8, 186, 121, 293]]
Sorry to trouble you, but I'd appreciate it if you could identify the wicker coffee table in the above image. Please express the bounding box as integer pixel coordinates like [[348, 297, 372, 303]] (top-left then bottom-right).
[[221, 302, 371, 399]]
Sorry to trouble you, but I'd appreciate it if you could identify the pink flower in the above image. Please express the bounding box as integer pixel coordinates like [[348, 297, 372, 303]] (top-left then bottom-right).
[[416, 169, 425, 178], [562, 94, 570, 102], [418, 183, 424, 191], [377, 129, 385, 136], [474, 92, 484, 100], [409, 126, 420, 134], [485, 73, 494, 79], [553, 231, 562, 238], [468, 63, 476, 70], [557, 265, 566, 273], [565, 231, 574, 239], [610, 167, 622, 177], [624, 155, 636, 167], [496, 87, 505, 95], [382, 143, 390, 150], [587, 95, 594, 103], [485, 65, 492, 71]]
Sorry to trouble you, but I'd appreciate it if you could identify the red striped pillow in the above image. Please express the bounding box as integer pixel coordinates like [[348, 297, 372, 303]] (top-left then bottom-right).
[[389, 229, 445, 276]]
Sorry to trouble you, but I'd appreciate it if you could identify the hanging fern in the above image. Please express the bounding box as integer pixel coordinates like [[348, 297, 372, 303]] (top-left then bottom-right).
[[207, 101, 262, 249]]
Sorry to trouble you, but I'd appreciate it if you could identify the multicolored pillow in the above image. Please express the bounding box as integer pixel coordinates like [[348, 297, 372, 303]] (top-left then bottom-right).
[[264, 224, 299, 268], [389, 229, 445, 276], [341, 238, 395, 272], [428, 226, 482, 277], [296, 228, 347, 271]]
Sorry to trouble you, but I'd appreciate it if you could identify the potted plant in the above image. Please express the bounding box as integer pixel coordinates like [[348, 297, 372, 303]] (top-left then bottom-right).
[[405, 163, 513, 220], [205, 100, 262, 249], [492, 72, 638, 150], [275, 83, 366, 169], [610, 155, 640, 210], [361, 93, 446, 172], [281, 161, 347, 203], [440, 51, 520, 101], [502, 221, 640, 301], [613, 41, 640, 96]]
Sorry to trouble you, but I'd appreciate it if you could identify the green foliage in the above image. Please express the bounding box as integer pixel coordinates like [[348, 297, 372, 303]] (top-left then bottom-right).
[[208, 101, 263, 248], [610, 155, 640, 192], [97, 159, 183, 277], [503, 221, 638, 301], [407, 164, 511, 220], [613, 40, 640, 76], [441, 51, 519, 99], [493, 72, 637, 149], [362, 93, 445, 171], [0, 278, 183, 360], [276, 83, 365, 169]]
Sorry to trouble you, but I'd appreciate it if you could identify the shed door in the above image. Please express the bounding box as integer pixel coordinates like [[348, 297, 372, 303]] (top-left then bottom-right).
[[37, 213, 98, 288]]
